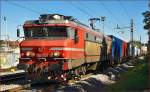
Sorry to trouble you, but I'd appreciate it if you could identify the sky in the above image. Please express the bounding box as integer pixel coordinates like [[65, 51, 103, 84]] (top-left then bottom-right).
[[0, 0, 149, 43]]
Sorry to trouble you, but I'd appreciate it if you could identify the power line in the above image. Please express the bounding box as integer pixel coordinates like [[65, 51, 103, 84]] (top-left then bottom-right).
[[118, 0, 131, 19], [80, 2, 97, 16], [9, 1, 42, 14], [69, 2, 108, 34], [79, 2, 121, 34], [77, 2, 106, 30], [7, 1, 127, 39], [68, 1, 124, 36], [68, 1, 94, 18], [3, 16, 20, 24], [98, 0, 124, 26], [98, 0, 127, 34], [8, 1, 59, 17]]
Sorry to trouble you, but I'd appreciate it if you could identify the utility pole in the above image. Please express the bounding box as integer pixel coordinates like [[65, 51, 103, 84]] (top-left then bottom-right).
[[140, 36, 142, 55], [131, 19, 134, 58], [2, 16, 10, 50], [143, 2, 150, 90], [114, 19, 134, 60]]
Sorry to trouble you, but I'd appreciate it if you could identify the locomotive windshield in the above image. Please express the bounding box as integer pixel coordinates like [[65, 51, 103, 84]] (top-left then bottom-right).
[[24, 26, 68, 39]]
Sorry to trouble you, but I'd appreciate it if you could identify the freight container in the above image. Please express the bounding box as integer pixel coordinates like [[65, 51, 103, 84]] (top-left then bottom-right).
[[122, 41, 127, 58], [108, 35, 127, 64]]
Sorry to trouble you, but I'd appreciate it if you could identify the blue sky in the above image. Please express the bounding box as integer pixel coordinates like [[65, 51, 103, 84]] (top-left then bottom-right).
[[0, 0, 149, 43]]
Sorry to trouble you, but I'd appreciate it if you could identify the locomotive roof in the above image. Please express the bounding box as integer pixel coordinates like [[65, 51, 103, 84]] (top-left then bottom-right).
[[24, 14, 104, 38]]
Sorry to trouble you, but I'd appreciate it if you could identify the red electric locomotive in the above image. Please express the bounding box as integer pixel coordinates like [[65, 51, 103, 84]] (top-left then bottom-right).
[[17, 14, 105, 81]]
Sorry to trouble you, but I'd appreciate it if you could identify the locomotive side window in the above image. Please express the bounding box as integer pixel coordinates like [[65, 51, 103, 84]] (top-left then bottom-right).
[[86, 33, 89, 39], [67, 27, 75, 39], [94, 36, 96, 41], [74, 29, 79, 43]]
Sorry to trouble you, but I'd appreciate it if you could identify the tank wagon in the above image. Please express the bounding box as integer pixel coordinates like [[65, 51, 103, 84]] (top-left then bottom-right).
[[17, 14, 138, 81]]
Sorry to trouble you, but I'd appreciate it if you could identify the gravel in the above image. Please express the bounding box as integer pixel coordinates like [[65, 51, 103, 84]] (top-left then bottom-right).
[[0, 62, 135, 92], [0, 84, 21, 91], [122, 63, 134, 68], [58, 74, 115, 92]]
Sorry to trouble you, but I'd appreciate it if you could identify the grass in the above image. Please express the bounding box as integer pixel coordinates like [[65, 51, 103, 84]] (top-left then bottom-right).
[[107, 56, 149, 92]]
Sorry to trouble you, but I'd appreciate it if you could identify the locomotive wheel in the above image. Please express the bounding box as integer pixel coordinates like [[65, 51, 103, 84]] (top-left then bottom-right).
[[74, 68, 81, 81], [45, 67, 49, 78], [40, 68, 44, 78], [27, 65, 35, 80], [37, 68, 42, 80], [32, 66, 40, 81], [27, 65, 33, 73], [42, 67, 46, 78], [81, 66, 86, 75], [41, 67, 48, 79], [32, 66, 38, 80], [60, 72, 68, 85]]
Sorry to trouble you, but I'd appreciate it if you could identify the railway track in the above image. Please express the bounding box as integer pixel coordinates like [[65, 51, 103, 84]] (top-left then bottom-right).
[[0, 70, 29, 92], [0, 58, 138, 92], [0, 70, 26, 83]]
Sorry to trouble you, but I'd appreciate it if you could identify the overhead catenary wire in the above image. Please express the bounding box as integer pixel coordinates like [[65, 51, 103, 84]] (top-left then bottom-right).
[[79, 2, 118, 32], [3, 16, 20, 24], [68, 1, 94, 18], [6, 1, 94, 32], [97, 1, 128, 34], [117, 0, 135, 41], [9, 1, 42, 14], [118, 0, 131, 19], [79, 2, 97, 16], [78, 2, 104, 30], [78, 2, 116, 28], [9, 1, 59, 15], [8, 1, 128, 39], [9, 1, 121, 30], [68, 1, 125, 37], [68, 1, 106, 33], [98, 0, 125, 26]]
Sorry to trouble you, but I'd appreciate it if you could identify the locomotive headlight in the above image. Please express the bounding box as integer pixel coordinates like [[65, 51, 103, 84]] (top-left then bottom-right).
[[51, 52, 60, 57], [53, 52, 60, 57], [26, 51, 35, 57], [26, 51, 31, 57], [31, 52, 35, 57]]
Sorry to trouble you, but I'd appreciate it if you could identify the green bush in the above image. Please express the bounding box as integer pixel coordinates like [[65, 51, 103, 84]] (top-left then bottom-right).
[[107, 57, 148, 92]]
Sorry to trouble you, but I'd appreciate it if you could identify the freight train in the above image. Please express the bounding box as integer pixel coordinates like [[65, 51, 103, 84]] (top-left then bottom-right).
[[17, 14, 141, 81]]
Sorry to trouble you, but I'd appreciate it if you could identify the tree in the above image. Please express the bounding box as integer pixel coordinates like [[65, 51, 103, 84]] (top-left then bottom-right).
[[143, 11, 150, 30], [143, 2, 150, 91]]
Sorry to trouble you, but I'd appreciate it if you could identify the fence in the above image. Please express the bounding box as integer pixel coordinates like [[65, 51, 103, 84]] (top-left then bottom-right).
[[0, 52, 19, 69]]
